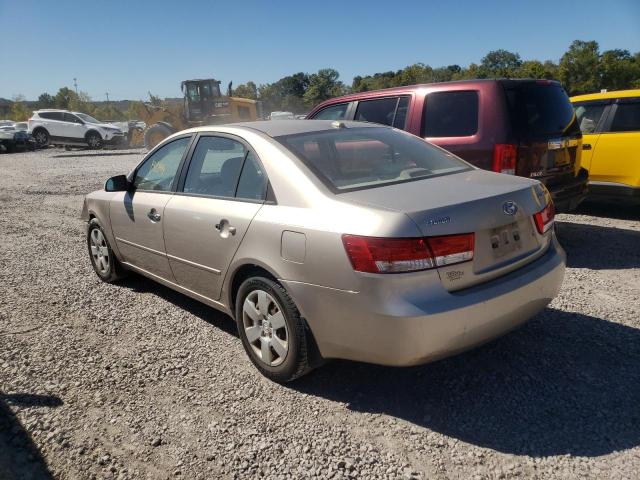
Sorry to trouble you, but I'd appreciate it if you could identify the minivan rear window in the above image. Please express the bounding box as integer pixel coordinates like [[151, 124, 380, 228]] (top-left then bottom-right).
[[275, 127, 470, 192], [504, 83, 578, 137], [423, 91, 479, 138]]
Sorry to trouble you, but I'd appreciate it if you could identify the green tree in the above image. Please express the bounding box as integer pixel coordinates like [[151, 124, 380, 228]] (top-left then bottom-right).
[[233, 81, 258, 100], [10, 95, 31, 121], [479, 49, 522, 78], [54, 87, 75, 109], [303, 69, 345, 107], [599, 49, 640, 91], [37, 93, 55, 109], [559, 40, 600, 95]]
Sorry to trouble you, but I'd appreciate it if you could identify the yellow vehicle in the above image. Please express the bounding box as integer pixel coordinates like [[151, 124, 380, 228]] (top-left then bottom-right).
[[132, 79, 260, 149], [571, 89, 640, 201]]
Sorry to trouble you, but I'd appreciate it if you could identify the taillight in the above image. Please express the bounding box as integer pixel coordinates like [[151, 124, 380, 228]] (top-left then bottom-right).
[[342, 233, 474, 274], [533, 202, 555, 234], [493, 144, 517, 175]]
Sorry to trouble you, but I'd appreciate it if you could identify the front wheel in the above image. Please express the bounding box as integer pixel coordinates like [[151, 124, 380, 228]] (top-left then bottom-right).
[[235, 277, 311, 383], [87, 218, 127, 282], [86, 132, 103, 149]]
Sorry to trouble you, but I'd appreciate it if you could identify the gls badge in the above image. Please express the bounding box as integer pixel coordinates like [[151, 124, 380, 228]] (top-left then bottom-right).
[[502, 201, 518, 216]]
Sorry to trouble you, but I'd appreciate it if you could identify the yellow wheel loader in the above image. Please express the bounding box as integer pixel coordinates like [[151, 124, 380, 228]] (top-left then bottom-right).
[[129, 79, 260, 149]]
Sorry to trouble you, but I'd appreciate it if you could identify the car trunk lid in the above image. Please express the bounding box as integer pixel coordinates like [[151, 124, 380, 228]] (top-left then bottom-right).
[[341, 169, 553, 290]]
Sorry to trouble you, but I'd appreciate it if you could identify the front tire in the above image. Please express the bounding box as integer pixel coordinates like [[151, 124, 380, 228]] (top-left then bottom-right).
[[143, 123, 173, 150], [235, 277, 311, 383], [86, 131, 103, 149], [87, 218, 127, 282]]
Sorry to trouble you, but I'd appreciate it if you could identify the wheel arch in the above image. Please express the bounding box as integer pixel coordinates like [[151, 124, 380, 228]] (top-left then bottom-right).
[[85, 129, 103, 140], [226, 261, 324, 367]]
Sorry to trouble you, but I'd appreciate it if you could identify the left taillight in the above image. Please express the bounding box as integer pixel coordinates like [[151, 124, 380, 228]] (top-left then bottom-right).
[[533, 202, 555, 234], [493, 143, 517, 175], [342, 233, 474, 274]]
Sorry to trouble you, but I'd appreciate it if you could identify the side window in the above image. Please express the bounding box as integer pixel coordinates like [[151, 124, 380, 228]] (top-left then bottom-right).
[[50, 112, 64, 121], [423, 91, 479, 137], [312, 103, 349, 120], [134, 137, 191, 191], [183, 136, 247, 197], [609, 101, 640, 133], [236, 152, 267, 201], [64, 113, 83, 124], [355, 97, 409, 128], [39, 112, 53, 120], [574, 103, 607, 134]]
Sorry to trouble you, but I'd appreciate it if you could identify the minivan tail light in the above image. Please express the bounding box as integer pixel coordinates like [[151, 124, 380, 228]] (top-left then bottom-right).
[[533, 202, 555, 234], [493, 144, 517, 175], [342, 234, 474, 273]]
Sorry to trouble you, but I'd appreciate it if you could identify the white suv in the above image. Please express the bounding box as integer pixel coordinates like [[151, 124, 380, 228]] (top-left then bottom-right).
[[28, 109, 125, 149]]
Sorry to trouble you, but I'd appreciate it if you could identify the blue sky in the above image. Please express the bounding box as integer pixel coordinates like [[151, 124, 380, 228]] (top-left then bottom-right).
[[1, 0, 638, 100]]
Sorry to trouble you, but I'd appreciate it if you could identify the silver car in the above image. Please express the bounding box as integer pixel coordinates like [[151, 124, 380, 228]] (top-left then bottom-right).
[[82, 120, 565, 382]]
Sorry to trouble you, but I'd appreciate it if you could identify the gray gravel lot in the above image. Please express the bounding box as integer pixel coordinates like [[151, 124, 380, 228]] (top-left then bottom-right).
[[0, 147, 639, 480]]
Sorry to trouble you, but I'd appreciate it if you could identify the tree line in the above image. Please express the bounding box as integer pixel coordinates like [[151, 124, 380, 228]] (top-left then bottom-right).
[[3, 39, 639, 121]]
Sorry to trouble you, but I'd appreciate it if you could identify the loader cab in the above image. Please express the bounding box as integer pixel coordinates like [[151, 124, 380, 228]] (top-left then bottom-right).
[[182, 79, 227, 123]]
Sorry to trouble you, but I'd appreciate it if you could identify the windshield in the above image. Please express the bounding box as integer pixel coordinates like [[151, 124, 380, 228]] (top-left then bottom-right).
[[503, 83, 579, 137], [276, 127, 471, 192], [76, 113, 101, 124]]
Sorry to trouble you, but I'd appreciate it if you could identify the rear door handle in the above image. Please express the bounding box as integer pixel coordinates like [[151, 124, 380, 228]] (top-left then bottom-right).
[[582, 143, 592, 150], [147, 208, 161, 222], [215, 219, 236, 236]]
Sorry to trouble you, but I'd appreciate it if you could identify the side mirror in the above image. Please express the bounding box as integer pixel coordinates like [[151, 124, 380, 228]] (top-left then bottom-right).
[[105, 174, 130, 192]]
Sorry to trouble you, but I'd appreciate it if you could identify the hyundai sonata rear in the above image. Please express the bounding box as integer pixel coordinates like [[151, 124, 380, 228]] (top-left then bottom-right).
[[83, 120, 565, 382]]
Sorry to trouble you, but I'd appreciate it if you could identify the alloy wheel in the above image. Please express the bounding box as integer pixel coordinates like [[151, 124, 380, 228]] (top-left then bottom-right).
[[89, 228, 110, 275], [242, 289, 289, 367]]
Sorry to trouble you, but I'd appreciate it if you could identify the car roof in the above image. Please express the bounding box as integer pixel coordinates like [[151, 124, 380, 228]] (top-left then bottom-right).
[[186, 120, 382, 138], [309, 78, 561, 107], [570, 89, 640, 102]]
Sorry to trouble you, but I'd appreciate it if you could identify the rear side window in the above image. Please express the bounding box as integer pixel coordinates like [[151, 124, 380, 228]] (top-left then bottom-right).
[[504, 84, 578, 137], [609, 101, 640, 132], [183, 136, 247, 197], [355, 96, 409, 129], [423, 91, 478, 137], [573, 102, 607, 133], [39, 112, 64, 121], [312, 103, 349, 120]]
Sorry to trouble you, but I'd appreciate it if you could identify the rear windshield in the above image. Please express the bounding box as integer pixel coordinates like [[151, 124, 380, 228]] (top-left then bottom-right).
[[275, 127, 471, 192], [503, 83, 579, 137]]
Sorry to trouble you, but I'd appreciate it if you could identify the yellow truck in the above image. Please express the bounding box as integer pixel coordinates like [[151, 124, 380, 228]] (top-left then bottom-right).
[[571, 89, 640, 201]]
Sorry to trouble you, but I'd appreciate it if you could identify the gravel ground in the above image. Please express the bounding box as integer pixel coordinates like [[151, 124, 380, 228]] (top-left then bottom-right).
[[0, 147, 639, 480]]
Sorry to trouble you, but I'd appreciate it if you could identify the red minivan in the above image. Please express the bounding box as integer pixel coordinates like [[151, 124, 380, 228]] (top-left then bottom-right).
[[307, 79, 588, 211]]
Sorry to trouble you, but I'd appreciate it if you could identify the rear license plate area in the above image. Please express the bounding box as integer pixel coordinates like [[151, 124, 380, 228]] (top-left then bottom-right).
[[490, 222, 523, 258]]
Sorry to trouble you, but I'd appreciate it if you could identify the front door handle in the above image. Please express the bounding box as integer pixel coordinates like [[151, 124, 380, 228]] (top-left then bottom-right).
[[147, 208, 161, 222], [582, 143, 592, 150]]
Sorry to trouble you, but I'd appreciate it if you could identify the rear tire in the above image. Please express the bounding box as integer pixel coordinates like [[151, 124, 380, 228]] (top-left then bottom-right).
[[33, 128, 49, 147], [143, 123, 173, 150], [235, 276, 311, 383], [87, 218, 127, 283]]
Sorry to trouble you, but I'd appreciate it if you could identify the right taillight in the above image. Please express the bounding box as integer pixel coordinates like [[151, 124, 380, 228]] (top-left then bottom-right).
[[533, 202, 555, 234], [342, 233, 474, 274], [493, 143, 517, 175]]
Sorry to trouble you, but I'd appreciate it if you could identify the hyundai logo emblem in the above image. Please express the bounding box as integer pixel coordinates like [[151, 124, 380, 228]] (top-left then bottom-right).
[[502, 201, 518, 216]]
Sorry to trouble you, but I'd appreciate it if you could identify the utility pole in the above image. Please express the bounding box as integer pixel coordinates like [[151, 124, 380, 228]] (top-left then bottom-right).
[[73, 78, 78, 95], [105, 92, 110, 102]]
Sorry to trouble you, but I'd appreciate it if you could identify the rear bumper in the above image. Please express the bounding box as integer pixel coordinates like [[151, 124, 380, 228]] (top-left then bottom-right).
[[548, 168, 589, 212], [283, 237, 566, 366]]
